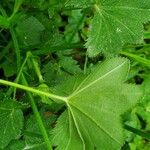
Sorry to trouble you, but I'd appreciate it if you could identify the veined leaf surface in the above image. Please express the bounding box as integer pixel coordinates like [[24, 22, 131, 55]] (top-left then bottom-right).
[[52, 57, 142, 150], [86, 0, 150, 56], [0, 100, 24, 149]]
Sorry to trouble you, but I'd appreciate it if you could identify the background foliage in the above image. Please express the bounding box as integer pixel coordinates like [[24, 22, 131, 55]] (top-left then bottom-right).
[[0, 0, 150, 149]]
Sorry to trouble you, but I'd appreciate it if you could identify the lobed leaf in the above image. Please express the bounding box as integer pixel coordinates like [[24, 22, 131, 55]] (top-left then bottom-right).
[[86, 0, 150, 56], [0, 100, 24, 149], [52, 57, 143, 150], [16, 16, 45, 47]]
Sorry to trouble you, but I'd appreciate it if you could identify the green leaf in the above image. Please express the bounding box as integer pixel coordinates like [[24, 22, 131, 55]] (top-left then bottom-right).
[[6, 139, 45, 150], [65, 0, 94, 8], [42, 55, 81, 86], [59, 56, 82, 75], [86, 1, 150, 57], [0, 100, 24, 149], [5, 140, 26, 150], [42, 61, 69, 86], [25, 0, 49, 10], [1, 60, 17, 77], [24, 115, 47, 150], [64, 10, 83, 43], [23, 113, 56, 150], [37, 83, 53, 105], [0, 15, 9, 28], [52, 57, 142, 150], [40, 33, 66, 54], [16, 16, 45, 46]]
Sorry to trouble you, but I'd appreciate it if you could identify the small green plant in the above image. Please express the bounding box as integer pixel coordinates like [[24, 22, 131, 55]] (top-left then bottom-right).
[[0, 0, 150, 150]]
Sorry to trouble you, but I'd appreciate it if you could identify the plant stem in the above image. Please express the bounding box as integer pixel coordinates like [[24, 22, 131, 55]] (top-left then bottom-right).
[[6, 52, 30, 96], [84, 53, 88, 74], [21, 74, 52, 150], [124, 124, 150, 140], [0, 79, 67, 102], [0, 5, 7, 17], [9, 0, 23, 21], [13, 52, 30, 98], [8, 0, 23, 69], [10, 27, 21, 69], [120, 51, 150, 67], [29, 52, 45, 83]]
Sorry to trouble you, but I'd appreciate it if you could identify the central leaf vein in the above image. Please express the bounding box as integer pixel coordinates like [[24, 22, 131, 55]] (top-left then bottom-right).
[[69, 60, 127, 98], [69, 103, 121, 145]]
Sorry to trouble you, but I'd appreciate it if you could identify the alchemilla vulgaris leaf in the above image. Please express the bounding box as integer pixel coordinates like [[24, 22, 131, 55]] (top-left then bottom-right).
[[86, 0, 150, 57], [52, 57, 142, 150], [0, 100, 24, 149]]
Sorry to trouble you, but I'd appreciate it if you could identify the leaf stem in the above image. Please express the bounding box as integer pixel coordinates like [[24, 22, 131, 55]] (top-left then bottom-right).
[[29, 52, 45, 83], [10, 27, 21, 69], [6, 52, 30, 96], [0, 5, 7, 17], [124, 124, 150, 140], [8, 0, 23, 21], [21, 74, 52, 150], [84, 52, 88, 74], [0, 79, 67, 102], [120, 51, 150, 67], [13, 52, 30, 98]]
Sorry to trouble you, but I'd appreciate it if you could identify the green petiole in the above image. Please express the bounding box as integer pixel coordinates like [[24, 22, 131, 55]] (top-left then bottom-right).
[[21, 74, 52, 150], [121, 51, 150, 67], [0, 79, 67, 103]]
